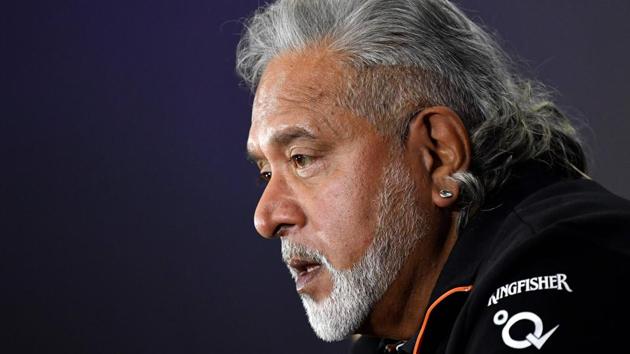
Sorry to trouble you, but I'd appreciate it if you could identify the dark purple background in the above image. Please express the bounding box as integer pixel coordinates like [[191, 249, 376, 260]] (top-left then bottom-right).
[[2, 1, 629, 353]]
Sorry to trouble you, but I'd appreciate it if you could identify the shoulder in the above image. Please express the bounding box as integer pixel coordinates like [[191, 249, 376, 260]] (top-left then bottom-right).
[[486, 178, 630, 266], [513, 178, 630, 240], [475, 179, 630, 292], [462, 179, 630, 352]]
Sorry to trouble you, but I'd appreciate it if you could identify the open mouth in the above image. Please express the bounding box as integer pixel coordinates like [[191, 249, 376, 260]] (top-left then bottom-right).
[[288, 258, 323, 292]]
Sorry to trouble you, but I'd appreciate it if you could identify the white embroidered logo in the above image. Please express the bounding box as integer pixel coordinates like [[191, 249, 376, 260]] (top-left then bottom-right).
[[493, 310, 559, 350], [487, 273, 573, 306]]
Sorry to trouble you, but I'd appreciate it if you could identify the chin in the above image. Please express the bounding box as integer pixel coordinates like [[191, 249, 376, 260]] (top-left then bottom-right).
[[300, 292, 369, 342]]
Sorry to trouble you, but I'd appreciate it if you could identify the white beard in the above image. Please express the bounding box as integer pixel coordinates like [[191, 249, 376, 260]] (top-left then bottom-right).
[[281, 158, 428, 341]]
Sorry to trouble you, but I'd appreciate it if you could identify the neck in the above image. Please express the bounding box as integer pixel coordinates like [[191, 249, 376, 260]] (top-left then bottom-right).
[[357, 211, 459, 340]]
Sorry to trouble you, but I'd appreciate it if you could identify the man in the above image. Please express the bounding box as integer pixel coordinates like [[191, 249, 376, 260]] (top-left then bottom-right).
[[238, 0, 630, 353]]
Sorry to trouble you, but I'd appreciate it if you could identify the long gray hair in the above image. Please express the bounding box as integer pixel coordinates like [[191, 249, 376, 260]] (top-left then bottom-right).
[[236, 0, 587, 228]]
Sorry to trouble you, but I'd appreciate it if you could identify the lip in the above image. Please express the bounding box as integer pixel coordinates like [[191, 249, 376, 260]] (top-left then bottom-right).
[[288, 258, 323, 293]]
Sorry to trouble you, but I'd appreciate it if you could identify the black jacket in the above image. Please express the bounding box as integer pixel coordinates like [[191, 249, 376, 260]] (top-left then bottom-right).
[[352, 170, 630, 354]]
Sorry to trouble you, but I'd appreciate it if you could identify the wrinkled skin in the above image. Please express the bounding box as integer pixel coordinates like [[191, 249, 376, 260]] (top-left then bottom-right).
[[246, 48, 470, 339]]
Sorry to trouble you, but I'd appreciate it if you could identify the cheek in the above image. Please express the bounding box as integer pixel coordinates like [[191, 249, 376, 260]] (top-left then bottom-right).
[[308, 168, 379, 270]]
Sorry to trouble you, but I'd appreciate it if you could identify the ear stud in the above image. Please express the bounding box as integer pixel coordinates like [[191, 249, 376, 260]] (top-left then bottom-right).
[[439, 189, 454, 199]]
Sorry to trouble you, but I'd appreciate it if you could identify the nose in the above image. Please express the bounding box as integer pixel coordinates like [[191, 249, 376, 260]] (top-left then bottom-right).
[[254, 174, 305, 239]]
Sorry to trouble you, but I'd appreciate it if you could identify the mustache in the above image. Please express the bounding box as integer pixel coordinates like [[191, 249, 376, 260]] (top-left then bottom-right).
[[281, 239, 325, 265]]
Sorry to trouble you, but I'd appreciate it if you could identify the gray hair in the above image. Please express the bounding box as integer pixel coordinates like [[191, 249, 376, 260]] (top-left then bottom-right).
[[236, 0, 587, 228]]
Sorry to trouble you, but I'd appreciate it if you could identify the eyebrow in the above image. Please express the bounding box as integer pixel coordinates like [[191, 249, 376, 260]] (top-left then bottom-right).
[[246, 126, 318, 163]]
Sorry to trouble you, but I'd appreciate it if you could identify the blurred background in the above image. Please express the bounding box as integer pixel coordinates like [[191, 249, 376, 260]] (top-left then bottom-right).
[[2, 1, 629, 353]]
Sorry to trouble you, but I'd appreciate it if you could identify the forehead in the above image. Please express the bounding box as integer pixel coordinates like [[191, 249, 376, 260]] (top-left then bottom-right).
[[247, 48, 360, 151], [253, 50, 341, 118]]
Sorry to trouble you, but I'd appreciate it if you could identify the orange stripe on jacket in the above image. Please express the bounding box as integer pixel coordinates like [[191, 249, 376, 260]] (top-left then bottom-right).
[[413, 286, 473, 354]]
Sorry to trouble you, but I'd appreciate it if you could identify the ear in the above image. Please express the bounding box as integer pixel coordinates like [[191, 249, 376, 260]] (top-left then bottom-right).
[[405, 106, 471, 208]]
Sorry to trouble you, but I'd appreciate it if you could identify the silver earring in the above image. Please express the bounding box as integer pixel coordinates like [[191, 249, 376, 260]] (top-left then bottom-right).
[[439, 189, 454, 199]]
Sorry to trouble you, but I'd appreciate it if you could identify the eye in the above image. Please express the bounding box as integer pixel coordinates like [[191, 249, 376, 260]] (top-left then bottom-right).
[[291, 154, 313, 169], [259, 171, 272, 183]]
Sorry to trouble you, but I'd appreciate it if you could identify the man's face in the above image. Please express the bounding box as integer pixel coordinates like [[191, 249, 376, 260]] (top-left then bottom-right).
[[246, 50, 430, 340]]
